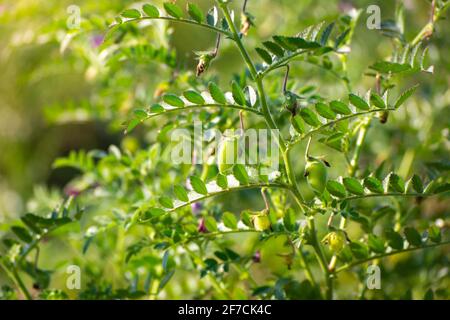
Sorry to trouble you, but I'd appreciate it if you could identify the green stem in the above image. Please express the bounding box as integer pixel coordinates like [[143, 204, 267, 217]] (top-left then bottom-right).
[[298, 248, 317, 288], [307, 217, 333, 299], [348, 117, 371, 177], [218, 3, 331, 299], [117, 16, 232, 37], [336, 240, 450, 273], [219, 3, 285, 147], [0, 261, 32, 300], [287, 109, 395, 152], [146, 104, 263, 120]]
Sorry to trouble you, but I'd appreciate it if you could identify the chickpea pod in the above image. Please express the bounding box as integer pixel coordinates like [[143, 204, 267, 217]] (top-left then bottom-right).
[[217, 135, 240, 173], [304, 158, 328, 194]]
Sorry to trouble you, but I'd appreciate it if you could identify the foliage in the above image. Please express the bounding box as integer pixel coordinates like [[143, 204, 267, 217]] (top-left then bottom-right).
[[0, 0, 449, 300]]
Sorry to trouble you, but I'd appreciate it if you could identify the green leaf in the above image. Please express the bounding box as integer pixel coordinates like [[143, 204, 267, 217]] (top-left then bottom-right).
[[299, 108, 321, 127], [159, 196, 174, 209], [126, 118, 140, 134], [231, 81, 246, 106], [320, 22, 334, 46], [145, 208, 166, 219], [424, 289, 434, 300], [150, 103, 165, 113], [349, 94, 370, 111], [163, 94, 184, 108], [368, 234, 385, 254], [326, 181, 347, 198], [121, 9, 141, 19], [173, 185, 189, 202], [315, 102, 336, 120], [262, 41, 284, 57], [183, 90, 205, 105], [214, 251, 228, 261], [142, 4, 159, 18], [273, 36, 321, 51], [330, 101, 351, 115], [388, 173, 405, 193], [363, 176, 384, 193], [343, 177, 365, 195], [12, 226, 33, 243], [410, 174, 423, 193], [222, 212, 237, 229], [334, 28, 350, 48], [158, 270, 175, 291], [370, 61, 410, 74], [217, 174, 228, 189], [291, 115, 306, 134], [208, 82, 226, 104], [283, 209, 296, 232], [394, 85, 418, 108], [320, 132, 347, 152], [163, 2, 183, 19], [370, 92, 386, 109], [187, 3, 204, 23], [349, 241, 369, 259], [190, 176, 208, 195], [233, 165, 249, 185], [204, 216, 218, 232], [255, 48, 272, 64], [133, 109, 148, 120], [404, 227, 422, 247], [434, 183, 450, 194], [385, 230, 404, 250], [428, 226, 441, 244], [206, 6, 218, 26], [21, 214, 41, 234], [162, 251, 170, 271]]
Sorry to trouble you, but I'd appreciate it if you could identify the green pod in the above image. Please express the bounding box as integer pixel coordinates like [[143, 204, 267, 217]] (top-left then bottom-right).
[[305, 159, 328, 193], [283, 91, 298, 114], [252, 213, 271, 231], [323, 231, 346, 252], [196, 52, 215, 76], [217, 135, 239, 173]]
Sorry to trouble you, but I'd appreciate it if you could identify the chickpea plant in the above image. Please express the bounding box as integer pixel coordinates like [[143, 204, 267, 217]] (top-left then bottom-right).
[[1, 0, 449, 300]]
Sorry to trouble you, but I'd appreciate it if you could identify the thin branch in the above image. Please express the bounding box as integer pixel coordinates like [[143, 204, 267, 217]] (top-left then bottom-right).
[[0, 260, 32, 300], [261, 188, 270, 211], [282, 64, 290, 93], [213, 33, 221, 57], [110, 17, 232, 37], [336, 240, 450, 273], [243, 0, 249, 12], [145, 104, 263, 121], [138, 182, 293, 223], [287, 108, 396, 151], [340, 192, 441, 202], [239, 110, 245, 131]]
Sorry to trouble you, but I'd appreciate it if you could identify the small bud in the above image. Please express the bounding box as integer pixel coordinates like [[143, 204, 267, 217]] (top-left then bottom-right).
[[64, 186, 80, 197], [252, 211, 271, 231], [252, 250, 261, 263], [240, 12, 254, 36], [195, 52, 215, 77], [322, 231, 346, 252], [197, 217, 208, 233], [153, 82, 170, 98], [283, 91, 299, 115], [379, 111, 389, 124], [305, 158, 328, 194], [191, 202, 203, 215]]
